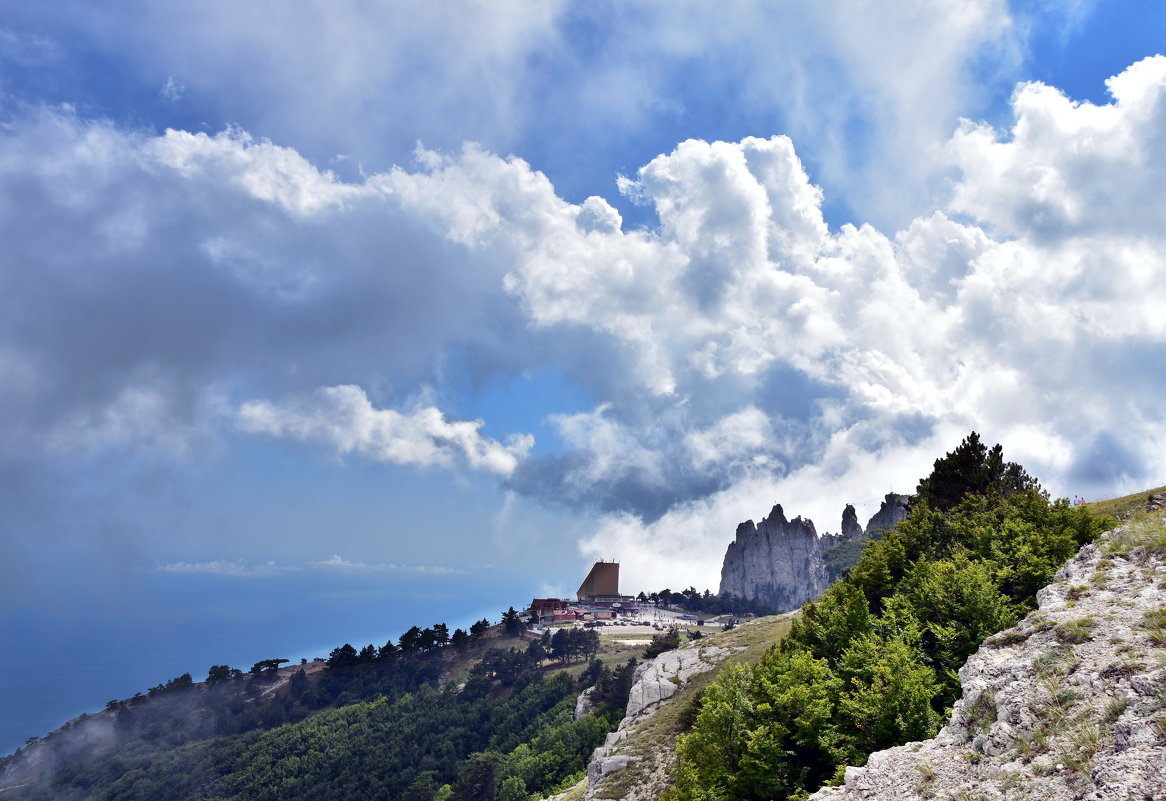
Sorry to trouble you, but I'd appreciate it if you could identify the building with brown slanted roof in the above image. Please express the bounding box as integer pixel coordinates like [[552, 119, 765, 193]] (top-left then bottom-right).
[[576, 560, 621, 603]]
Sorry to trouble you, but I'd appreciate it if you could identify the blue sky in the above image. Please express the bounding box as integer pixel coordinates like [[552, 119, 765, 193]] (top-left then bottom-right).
[[2, 0, 1166, 754]]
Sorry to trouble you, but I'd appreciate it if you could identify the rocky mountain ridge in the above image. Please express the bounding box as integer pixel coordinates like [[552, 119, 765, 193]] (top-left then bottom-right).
[[718, 493, 908, 612], [570, 510, 1164, 801], [809, 517, 1166, 801]]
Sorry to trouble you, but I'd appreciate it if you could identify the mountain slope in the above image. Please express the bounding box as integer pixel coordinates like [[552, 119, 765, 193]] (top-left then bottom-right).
[[0, 626, 635, 801], [662, 434, 1111, 801], [810, 511, 1166, 801], [581, 615, 794, 801]]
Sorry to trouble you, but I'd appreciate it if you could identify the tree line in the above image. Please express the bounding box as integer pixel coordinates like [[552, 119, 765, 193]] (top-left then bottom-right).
[[430, 657, 639, 801], [472, 627, 601, 685], [638, 587, 779, 617]]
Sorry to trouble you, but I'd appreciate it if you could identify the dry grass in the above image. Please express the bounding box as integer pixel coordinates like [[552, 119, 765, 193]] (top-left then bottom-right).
[[966, 690, 998, 735], [1105, 512, 1166, 560], [1033, 644, 1079, 679], [1086, 485, 1166, 520], [542, 777, 587, 801], [1139, 607, 1166, 647], [1056, 719, 1101, 778], [1054, 616, 1097, 645]]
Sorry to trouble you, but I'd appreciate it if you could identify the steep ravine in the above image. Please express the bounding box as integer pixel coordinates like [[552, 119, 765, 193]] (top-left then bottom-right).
[[810, 518, 1166, 801]]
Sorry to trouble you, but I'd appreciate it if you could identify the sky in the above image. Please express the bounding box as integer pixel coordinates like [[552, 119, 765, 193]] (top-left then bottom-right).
[[2, 0, 1166, 754]]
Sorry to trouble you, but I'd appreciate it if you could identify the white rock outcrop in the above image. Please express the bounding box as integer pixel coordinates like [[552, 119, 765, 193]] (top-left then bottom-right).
[[718, 504, 843, 612], [575, 686, 599, 720], [810, 522, 1166, 801], [584, 643, 734, 801], [623, 646, 730, 720], [718, 495, 908, 613]]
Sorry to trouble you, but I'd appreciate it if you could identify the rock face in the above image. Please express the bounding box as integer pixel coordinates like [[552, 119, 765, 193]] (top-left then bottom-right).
[[863, 492, 910, 537], [841, 504, 864, 540], [719, 495, 909, 612], [575, 686, 599, 721], [810, 520, 1166, 801], [584, 642, 736, 801], [718, 504, 840, 612], [622, 646, 730, 720]]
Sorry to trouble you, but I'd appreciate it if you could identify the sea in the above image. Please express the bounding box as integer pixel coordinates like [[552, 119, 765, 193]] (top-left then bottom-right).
[[0, 567, 533, 756]]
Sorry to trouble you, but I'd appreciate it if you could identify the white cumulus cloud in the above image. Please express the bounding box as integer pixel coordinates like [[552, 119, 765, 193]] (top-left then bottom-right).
[[237, 385, 533, 476], [949, 55, 1166, 238], [6, 54, 1166, 593]]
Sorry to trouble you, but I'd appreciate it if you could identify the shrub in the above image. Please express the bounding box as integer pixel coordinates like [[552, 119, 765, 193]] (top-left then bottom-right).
[[644, 628, 682, 659], [1054, 617, 1096, 645]]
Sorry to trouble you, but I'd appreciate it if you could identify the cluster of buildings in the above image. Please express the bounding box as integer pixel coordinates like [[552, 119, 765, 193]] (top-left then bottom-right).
[[526, 560, 638, 626]]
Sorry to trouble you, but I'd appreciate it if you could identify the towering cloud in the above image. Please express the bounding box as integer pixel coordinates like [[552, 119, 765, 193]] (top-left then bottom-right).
[[2, 58, 1166, 591]]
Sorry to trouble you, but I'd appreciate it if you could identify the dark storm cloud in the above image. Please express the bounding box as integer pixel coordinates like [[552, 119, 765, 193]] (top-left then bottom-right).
[[1070, 432, 1146, 487], [0, 113, 544, 571], [0, 113, 520, 455]]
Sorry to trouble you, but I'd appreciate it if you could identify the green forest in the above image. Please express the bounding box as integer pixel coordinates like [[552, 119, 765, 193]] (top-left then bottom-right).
[[1, 608, 635, 801]]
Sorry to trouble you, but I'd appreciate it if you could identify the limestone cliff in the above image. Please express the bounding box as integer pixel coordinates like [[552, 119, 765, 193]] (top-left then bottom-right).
[[585, 645, 735, 801], [810, 518, 1166, 801], [718, 504, 839, 612], [718, 494, 909, 612], [841, 504, 864, 540], [864, 492, 910, 537]]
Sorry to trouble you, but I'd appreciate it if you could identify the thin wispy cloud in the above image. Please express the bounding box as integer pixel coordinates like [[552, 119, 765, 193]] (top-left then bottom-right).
[[155, 560, 295, 577], [153, 556, 467, 577], [313, 554, 465, 575], [160, 75, 185, 102]]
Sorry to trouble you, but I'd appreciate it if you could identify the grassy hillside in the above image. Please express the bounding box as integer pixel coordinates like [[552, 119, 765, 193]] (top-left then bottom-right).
[[1084, 484, 1166, 519]]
